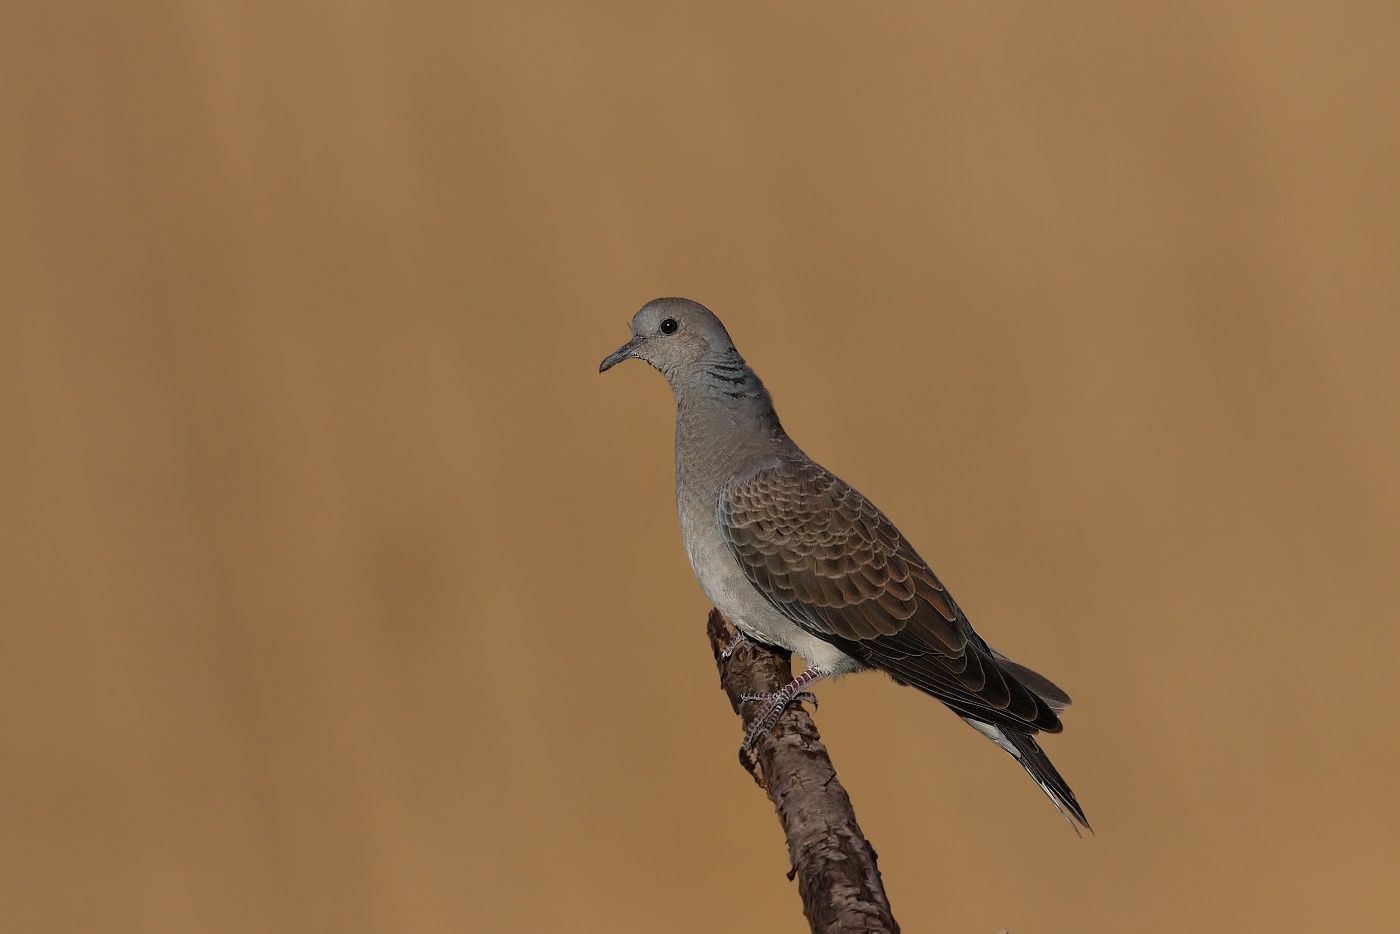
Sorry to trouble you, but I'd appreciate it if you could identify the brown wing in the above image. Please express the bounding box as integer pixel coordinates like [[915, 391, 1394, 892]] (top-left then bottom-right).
[[718, 458, 1061, 735]]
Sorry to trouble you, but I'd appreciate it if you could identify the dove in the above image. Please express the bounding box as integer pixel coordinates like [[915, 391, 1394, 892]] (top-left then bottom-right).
[[601, 297, 1088, 830]]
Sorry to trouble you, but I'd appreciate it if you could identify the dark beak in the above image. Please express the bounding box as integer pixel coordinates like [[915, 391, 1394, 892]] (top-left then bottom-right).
[[599, 336, 641, 373]]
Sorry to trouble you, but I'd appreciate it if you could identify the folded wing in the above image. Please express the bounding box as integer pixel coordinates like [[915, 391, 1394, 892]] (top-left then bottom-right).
[[718, 458, 1063, 735]]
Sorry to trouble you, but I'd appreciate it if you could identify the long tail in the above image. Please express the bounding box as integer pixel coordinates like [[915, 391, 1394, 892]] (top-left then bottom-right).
[[962, 718, 1092, 834]]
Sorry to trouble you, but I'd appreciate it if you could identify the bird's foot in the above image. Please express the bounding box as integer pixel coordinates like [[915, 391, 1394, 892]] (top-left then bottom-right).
[[739, 690, 819, 710], [719, 629, 752, 661], [739, 666, 832, 751]]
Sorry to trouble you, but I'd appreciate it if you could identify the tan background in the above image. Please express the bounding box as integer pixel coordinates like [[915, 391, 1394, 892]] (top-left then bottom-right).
[[3, 3, 1398, 932]]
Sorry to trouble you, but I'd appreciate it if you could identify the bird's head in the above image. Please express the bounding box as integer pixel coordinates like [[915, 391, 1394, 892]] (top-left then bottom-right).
[[599, 297, 739, 380]]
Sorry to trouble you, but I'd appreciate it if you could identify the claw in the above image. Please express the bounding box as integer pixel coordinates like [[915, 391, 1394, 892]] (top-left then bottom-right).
[[719, 630, 751, 661]]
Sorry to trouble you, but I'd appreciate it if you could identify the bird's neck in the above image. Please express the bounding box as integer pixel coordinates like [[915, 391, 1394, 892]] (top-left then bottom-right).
[[673, 359, 793, 482]]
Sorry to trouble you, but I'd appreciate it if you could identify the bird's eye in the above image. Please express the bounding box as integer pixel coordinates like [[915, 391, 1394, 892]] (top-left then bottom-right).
[[659, 318, 678, 335]]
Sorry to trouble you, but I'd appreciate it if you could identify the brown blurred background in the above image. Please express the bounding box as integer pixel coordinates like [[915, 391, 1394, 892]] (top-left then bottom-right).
[[2, 3, 1398, 932]]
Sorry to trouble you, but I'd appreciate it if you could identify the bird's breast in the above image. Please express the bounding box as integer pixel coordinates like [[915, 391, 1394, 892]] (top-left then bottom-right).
[[676, 489, 823, 656]]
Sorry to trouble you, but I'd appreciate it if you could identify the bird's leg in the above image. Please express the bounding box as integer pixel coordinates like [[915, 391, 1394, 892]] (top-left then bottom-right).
[[740, 666, 832, 751]]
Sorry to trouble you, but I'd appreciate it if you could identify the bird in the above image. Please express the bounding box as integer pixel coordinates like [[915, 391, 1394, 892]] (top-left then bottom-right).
[[600, 297, 1089, 831]]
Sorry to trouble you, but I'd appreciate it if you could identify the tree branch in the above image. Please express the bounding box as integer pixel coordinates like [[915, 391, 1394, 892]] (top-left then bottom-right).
[[706, 609, 900, 934]]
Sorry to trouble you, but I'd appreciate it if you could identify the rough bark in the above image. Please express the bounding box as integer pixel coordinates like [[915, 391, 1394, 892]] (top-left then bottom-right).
[[706, 609, 900, 934]]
